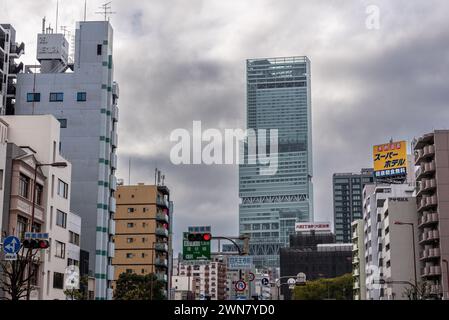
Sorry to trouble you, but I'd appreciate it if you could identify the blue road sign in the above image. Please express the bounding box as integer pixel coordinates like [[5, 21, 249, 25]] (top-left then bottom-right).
[[3, 236, 21, 254]]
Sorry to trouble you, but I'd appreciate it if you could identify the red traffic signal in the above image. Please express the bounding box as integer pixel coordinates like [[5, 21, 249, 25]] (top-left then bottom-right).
[[187, 233, 212, 242], [22, 239, 50, 249]]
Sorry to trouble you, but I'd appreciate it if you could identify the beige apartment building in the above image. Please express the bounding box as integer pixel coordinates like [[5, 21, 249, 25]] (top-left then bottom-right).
[[112, 183, 172, 298], [414, 131, 449, 299]]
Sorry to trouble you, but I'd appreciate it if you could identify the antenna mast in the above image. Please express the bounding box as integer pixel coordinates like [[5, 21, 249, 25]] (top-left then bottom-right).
[[55, 0, 59, 33], [95, 1, 116, 21]]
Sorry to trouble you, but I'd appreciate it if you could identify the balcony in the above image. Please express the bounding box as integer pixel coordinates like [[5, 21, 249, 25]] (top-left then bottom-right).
[[110, 174, 117, 191], [156, 211, 169, 223], [420, 247, 440, 261], [353, 281, 360, 290], [107, 288, 114, 300], [107, 265, 115, 281], [112, 82, 119, 99], [419, 229, 439, 244], [156, 273, 168, 282], [418, 212, 439, 228], [111, 133, 118, 148], [109, 196, 116, 213], [154, 242, 168, 252], [155, 227, 169, 238], [155, 257, 168, 268], [109, 219, 116, 235], [10, 196, 45, 223], [110, 153, 117, 169], [418, 195, 438, 212], [113, 105, 119, 122], [156, 196, 168, 208], [353, 268, 360, 277], [108, 242, 115, 258]]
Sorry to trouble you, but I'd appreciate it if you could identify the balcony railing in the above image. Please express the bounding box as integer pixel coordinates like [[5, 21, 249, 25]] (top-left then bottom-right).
[[156, 273, 168, 282], [155, 257, 168, 268], [154, 242, 168, 252], [155, 227, 169, 238], [156, 212, 169, 223]]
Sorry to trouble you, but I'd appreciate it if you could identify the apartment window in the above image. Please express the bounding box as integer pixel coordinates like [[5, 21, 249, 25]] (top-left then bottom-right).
[[57, 179, 68, 199], [77, 92, 87, 101], [126, 238, 134, 243], [127, 223, 134, 228], [55, 241, 66, 258], [127, 208, 135, 213], [69, 231, 80, 246], [126, 253, 134, 258], [0, 169, 3, 190], [57, 119, 67, 128], [49, 92, 64, 102], [17, 216, 28, 240], [126, 269, 133, 273], [35, 184, 43, 205], [97, 44, 102, 55], [27, 92, 40, 102], [19, 174, 30, 199], [67, 258, 79, 267], [53, 272, 64, 289], [56, 210, 67, 228]]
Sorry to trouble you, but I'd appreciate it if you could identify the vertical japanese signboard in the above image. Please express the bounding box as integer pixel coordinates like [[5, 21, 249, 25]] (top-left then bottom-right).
[[373, 140, 407, 178]]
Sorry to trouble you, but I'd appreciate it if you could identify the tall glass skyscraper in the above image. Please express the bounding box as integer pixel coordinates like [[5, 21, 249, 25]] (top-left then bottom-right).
[[239, 56, 313, 268]]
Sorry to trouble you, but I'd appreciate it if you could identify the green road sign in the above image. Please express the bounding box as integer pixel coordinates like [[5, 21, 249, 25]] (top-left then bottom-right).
[[182, 232, 211, 261]]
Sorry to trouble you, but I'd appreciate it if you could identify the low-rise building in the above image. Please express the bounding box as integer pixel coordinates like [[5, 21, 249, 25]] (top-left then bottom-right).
[[0, 115, 80, 300]]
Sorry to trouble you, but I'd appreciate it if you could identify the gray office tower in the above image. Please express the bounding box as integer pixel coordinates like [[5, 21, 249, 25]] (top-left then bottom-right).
[[239, 57, 313, 268], [332, 169, 374, 243], [15, 21, 118, 299]]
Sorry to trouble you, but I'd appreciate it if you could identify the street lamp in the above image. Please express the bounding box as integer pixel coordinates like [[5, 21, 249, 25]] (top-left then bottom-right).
[[26, 161, 67, 300], [394, 221, 418, 300]]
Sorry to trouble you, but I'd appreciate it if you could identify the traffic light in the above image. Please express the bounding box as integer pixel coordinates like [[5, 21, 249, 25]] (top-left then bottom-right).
[[22, 239, 50, 249], [187, 233, 212, 242]]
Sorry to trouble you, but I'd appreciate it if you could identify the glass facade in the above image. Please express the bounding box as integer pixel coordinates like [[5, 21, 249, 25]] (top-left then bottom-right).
[[239, 56, 313, 268]]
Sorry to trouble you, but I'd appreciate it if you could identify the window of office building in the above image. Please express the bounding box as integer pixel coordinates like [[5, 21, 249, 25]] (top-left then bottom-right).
[[19, 174, 30, 199], [69, 231, 80, 246], [57, 179, 68, 199], [57, 119, 67, 128], [55, 241, 65, 259], [53, 272, 64, 289], [77, 92, 87, 101], [27, 92, 40, 102], [49, 92, 64, 102], [56, 210, 67, 228]]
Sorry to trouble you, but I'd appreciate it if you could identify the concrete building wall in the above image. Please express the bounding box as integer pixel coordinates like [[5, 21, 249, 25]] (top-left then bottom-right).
[[14, 21, 118, 299], [379, 197, 419, 300]]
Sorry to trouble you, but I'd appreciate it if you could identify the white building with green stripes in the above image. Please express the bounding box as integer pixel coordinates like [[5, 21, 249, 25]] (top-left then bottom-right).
[[14, 21, 119, 299]]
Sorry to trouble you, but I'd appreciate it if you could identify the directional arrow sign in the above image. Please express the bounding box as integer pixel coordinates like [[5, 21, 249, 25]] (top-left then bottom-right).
[[3, 236, 21, 254]]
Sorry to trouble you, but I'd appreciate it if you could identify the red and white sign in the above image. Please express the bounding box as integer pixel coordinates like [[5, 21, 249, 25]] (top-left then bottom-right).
[[235, 280, 246, 292], [295, 222, 331, 232], [248, 272, 255, 282]]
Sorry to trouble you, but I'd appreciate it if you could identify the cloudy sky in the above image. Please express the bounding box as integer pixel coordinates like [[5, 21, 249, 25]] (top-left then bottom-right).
[[2, 0, 449, 254]]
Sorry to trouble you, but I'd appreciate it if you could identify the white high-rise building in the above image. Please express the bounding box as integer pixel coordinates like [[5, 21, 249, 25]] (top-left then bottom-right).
[[14, 20, 119, 299], [362, 183, 415, 300]]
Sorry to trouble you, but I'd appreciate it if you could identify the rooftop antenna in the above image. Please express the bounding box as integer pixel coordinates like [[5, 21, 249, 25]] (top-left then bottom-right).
[[128, 157, 131, 185], [55, 0, 59, 33], [95, 1, 116, 21], [60, 26, 69, 38], [42, 17, 46, 33]]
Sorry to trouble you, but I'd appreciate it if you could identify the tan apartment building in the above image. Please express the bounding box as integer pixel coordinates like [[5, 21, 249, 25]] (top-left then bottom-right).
[[413, 131, 449, 299], [112, 183, 172, 298]]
